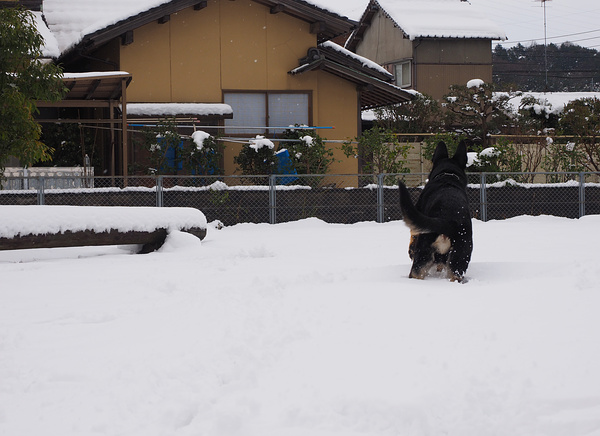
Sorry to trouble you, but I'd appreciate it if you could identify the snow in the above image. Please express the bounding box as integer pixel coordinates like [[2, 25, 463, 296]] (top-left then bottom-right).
[[249, 135, 275, 152], [506, 92, 600, 116], [321, 41, 392, 77], [38, 0, 600, 60], [301, 135, 314, 146], [367, 0, 506, 41], [126, 103, 233, 117], [62, 71, 130, 79], [43, 0, 174, 53], [479, 147, 499, 158], [466, 78, 485, 89], [191, 130, 211, 150], [32, 11, 61, 59], [466, 151, 479, 167], [0, 206, 207, 238], [1, 214, 600, 435]]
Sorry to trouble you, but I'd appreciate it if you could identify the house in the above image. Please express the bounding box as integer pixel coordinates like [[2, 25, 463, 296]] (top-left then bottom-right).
[[13, 0, 414, 177], [345, 0, 506, 100]]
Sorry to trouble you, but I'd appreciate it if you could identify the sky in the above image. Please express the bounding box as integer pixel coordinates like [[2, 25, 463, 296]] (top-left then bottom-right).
[[2, 209, 600, 435], [470, 0, 600, 50]]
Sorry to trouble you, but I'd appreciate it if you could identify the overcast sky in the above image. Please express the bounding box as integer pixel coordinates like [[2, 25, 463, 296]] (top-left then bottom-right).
[[471, 0, 600, 50]]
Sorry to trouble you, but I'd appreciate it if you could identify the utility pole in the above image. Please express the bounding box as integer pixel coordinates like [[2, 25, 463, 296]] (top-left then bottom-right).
[[538, 0, 552, 92]]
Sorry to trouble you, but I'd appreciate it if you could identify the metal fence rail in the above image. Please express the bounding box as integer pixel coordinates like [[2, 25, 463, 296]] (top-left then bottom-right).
[[1, 172, 599, 225]]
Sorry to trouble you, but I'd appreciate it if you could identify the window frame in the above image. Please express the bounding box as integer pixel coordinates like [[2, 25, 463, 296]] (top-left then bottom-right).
[[223, 90, 312, 136], [394, 60, 412, 89]]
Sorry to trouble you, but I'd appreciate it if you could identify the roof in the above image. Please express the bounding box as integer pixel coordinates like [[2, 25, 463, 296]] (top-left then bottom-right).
[[347, 0, 506, 51], [31, 11, 60, 58], [289, 42, 416, 110], [42, 0, 357, 58]]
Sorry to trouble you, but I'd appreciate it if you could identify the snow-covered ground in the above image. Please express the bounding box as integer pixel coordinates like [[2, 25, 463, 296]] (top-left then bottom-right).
[[2, 214, 600, 436]]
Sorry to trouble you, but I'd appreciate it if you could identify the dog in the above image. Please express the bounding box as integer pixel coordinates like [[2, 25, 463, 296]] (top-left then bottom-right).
[[398, 140, 473, 282]]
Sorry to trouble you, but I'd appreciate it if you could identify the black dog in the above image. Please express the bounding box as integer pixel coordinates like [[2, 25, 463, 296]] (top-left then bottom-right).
[[398, 141, 473, 282]]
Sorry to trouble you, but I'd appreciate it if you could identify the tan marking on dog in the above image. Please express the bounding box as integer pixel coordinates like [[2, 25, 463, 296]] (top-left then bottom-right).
[[433, 234, 452, 254]]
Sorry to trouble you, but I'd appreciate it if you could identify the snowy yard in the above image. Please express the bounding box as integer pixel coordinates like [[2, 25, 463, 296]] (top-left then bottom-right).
[[1, 214, 600, 435]]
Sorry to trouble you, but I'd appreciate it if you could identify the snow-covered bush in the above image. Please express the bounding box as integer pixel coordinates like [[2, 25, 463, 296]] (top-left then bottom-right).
[[281, 126, 334, 175], [443, 79, 512, 148], [234, 135, 278, 176], [139, 119, 223, 175]]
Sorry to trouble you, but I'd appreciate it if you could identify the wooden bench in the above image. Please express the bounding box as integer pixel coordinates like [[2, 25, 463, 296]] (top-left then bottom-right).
[[0, 206, 207, 253]]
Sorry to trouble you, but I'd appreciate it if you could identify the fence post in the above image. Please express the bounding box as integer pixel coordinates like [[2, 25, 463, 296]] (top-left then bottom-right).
[[579, 172, 586, 218], [37, 177, 45, 205], [480, 173, 487, 222], [377, 174, 384, 223], [156, 176, 163, 207], [269, 175, 277, 224]]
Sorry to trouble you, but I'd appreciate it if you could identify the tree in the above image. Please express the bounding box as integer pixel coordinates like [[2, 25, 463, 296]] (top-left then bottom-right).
[[373, 93, 442, 134], [0, 7, 66, 175], [555, 97, 600, 172], [341, 126, 410, 184], [443, 80, 512, 148]]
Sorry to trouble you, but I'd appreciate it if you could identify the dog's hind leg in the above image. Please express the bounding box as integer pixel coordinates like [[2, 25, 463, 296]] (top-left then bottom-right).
[[447, 238, 472, 282]]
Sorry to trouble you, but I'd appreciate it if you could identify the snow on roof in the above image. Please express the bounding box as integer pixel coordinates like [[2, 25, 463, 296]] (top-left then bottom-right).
[[43, 0, 174, 54], [32, 11, 60, 58], [126, 103, 233, 117], [62, 71, 131, 79], [372, 0, 506, 41], [40, 0, 504, 59], [320, 41, 392, 78], [41, 0, 358, 56], [306, 0, 367, 21]]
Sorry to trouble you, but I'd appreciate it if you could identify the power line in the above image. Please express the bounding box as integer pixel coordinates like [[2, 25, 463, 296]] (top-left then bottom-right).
[[494, 28, 600, 46]]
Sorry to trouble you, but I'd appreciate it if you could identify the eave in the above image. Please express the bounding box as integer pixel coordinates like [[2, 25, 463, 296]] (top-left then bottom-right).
[[37, 72, 133, 107], [290, 47, 414, 110], [58, 0, 356, 63]]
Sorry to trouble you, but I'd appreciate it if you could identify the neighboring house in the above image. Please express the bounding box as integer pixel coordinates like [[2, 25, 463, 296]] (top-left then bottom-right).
[[345, 0, 506, 100], [14, 0, 413, 176]]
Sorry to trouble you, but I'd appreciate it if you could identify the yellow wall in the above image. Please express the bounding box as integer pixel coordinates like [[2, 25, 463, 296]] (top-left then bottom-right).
[[120, 0, 359, 175]]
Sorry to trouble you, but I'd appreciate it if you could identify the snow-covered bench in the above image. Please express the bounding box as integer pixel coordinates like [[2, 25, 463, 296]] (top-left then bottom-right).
[[0, 206, 207, 253]]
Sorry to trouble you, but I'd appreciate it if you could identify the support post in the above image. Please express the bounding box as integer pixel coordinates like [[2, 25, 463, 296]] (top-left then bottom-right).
[[480, 173, 488, 222], [269, 175, 277, 224], [377, 174, 384, 223], [37, 177, 45, 205], [579, 172, 586, 218], [121, 78, 128, 185], [156, 176, 164, 207]]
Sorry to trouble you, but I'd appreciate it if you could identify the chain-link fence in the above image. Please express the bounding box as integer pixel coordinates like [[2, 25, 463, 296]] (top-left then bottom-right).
[[1, 172, 599, 225]]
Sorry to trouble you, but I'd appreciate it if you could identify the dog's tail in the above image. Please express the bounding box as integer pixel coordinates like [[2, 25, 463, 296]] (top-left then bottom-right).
[[398, 181, 453, 236]]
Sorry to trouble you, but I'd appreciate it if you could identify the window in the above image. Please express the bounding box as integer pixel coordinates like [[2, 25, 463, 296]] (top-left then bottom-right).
[[395, 61, 412, 88], [224, 92, 310, 135]]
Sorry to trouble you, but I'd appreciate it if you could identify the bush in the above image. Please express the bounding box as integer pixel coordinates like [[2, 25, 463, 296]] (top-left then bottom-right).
[[342, 127, 410, 183], [280, 127, 334, 175], [140, 119, 223, 175]]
